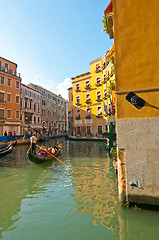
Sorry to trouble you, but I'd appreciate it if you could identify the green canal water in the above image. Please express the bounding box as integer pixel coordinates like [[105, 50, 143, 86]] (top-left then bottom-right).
[[0, 139, 159, 240]]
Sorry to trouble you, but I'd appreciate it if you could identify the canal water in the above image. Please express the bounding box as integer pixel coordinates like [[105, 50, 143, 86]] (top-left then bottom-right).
[[0, 139, 159, 240]]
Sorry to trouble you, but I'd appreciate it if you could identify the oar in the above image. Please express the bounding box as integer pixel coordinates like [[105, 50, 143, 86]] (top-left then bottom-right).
[[36, 144, 73, 168]]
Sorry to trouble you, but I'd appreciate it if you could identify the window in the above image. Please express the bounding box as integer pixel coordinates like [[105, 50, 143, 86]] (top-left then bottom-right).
[[86, 126, 91, 134], [53, 96, 56, 101], [0, 61, 2, 70], [98, 125, 102, 134], [7, 78, 11, 87], [42, 99, 46, 106], [97, 106, 102, 115], [29, 91, 31, 97], [38, 95, 39, 100], [16, 81, 20, 89], [34, 93, 35, 98], [25, 99, 27, 108], [4, 63, 8, 72], [96, 91, 101, 100], [96, 77, 101, 85], [38, 103, 40, 113], [16, 110, 20, 119], [76, 84, 80, 91], [76, 126, 81, 134], [16, 95, 20, 104], [34, 103, 36, 111], [95, 63, 100, 69], [38, 117, 40, 123], [25, 89, 27, 95], [29, 100, 32, 109], [7, 110, 11, 119], [58, 99, 60, 103], [76, 96, 80, 104], [61, 100, 63, 104], [0, 92, 5, 103], [104, 89, 107, 98], [86, 108, 91, 118], [0, 109, 4, 119], [34, 116, 36, 123], [0, 76, 4, 85], [76, 109, 80, 119], [85, 80, 90, 88], [42, 90, 45, 97], [7, 93, 11, 102], [86, 94, 90, 102]]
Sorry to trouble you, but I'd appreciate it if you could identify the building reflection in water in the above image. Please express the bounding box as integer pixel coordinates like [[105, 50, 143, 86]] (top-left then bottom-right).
[[69, 140, 120, 239]]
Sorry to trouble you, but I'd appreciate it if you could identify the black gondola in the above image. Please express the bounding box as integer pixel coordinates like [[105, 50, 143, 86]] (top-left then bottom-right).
[[0, 145, 13, 157], [27, 142, 62, 163]]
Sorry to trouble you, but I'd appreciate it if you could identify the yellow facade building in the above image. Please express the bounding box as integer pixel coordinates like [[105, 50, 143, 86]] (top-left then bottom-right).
[[105, 0, 159, 206], [71, 48, 115, 138]]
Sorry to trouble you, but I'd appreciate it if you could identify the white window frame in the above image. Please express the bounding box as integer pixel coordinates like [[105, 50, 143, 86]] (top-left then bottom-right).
[[97, 125, 103, 133], [7, 92, 11, 102], [0, 108, 5, 119], [0, 91, 5, 103], [85, 80, 90, 87], [6, 109, 11, 119], [15, 110, 20, 119], [7, 78, 11, 87], [86, 125, 92, 133], [15, 94, 20, 104], [76, 96, 80, 104], [97, 106, 102, 115], [96, 91, 101, 99], [96, 76, 101, 84], [76, 83, 80, 90], [0, 76, 5, 85], [16, 81, 20, 89]]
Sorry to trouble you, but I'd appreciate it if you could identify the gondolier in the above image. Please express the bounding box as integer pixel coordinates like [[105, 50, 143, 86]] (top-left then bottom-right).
[[30, 132, 37, 154]]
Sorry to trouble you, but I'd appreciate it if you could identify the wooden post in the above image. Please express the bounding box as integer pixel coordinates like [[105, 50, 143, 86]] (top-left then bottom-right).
[[118, 149, 127, 206]]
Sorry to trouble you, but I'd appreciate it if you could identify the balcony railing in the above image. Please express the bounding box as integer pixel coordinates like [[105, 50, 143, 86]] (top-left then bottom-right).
[[85, 85, 91, 90], [0, 66, 21, 78], [75, 88, 80, 92]]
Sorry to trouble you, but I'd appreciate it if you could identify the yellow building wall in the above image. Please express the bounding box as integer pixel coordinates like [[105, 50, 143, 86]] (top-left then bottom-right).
[[114, 0, 159, 119]]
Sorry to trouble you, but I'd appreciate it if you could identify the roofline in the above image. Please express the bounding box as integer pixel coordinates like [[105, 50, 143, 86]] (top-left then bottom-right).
[[0, 56, 18, 67], [71, 72, 90, 80], [21, 83, 41, 93], [90, 57, 102, 65], [29, 83, 67, 101]]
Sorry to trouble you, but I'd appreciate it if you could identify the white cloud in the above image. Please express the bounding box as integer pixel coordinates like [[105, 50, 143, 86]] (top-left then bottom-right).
[[56, 78, 72, 100]]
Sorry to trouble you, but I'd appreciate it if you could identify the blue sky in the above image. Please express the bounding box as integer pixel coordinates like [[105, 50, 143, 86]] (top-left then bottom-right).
[[0, 0, 113, 99]]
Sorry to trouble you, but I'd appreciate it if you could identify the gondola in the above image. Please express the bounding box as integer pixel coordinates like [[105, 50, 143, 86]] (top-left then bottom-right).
[[0, 145, 13, 157], [27, 142, 62, 163], [0, 140, 17, 152]]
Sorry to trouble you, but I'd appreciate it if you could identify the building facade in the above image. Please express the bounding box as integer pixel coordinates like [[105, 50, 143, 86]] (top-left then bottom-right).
[[67, 87, 73, 136], [0, 57, 21, 135], [105, 0, 159, 206], [20, 83, 42, 133], [28, 83, 67, 134], [71, 49, 115, 138]]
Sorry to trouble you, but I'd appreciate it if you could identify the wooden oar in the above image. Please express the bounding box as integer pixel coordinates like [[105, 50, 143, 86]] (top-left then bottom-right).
[[36, 144, 73, 168]]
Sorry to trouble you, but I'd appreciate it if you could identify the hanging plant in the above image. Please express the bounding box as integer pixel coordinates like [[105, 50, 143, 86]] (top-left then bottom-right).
[[110, 55, 114, 64], [102, 15, 109, 34]]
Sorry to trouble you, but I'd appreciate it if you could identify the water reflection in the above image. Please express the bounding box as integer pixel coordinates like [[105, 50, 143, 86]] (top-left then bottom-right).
[[68, 140, 119, 239]]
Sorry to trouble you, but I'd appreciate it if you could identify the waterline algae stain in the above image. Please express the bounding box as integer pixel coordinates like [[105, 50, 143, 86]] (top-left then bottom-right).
[[0, 139, 159, 240]]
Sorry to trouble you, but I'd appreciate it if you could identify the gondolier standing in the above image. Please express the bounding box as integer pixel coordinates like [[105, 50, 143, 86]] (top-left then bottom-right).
[[30, 132, 37, 154]]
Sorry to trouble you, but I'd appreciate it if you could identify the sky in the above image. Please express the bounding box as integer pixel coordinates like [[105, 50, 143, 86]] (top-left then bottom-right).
[[0, 0, 113, 99]]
